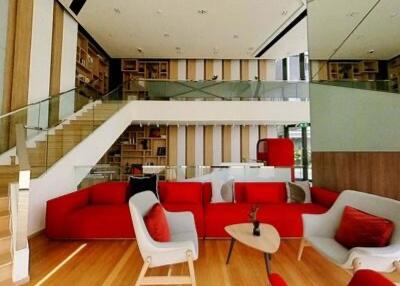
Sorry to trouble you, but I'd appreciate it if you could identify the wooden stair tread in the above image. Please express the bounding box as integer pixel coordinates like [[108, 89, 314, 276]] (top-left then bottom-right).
[[0, 211, 9, 218], [0, 230, 11, 240], [0, 253, 11, 266]]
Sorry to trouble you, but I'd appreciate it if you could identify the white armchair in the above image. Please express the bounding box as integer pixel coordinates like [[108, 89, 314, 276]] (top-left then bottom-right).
[[129, 191, 198, 286], [298, 190, 400, 273]]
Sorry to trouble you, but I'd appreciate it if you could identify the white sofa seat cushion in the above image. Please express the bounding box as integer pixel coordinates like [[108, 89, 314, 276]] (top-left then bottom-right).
[[307, 236, 349, 264]]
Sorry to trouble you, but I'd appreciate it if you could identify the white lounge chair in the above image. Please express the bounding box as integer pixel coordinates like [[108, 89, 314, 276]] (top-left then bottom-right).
[[298, 190, 400, 273], [129, 191, 198, 286]]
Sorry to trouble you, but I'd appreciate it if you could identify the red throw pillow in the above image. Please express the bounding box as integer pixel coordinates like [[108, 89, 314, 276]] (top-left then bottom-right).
[[144, 203, 171, 242], [335, 206, 394, 249], [245, 183, 286, 204]]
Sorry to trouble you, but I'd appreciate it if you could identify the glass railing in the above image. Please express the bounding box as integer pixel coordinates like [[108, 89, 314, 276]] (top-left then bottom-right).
[[76, 164, 293, 189], [312, 80, 399, 94], [121, 79, 309, 101], [0, 85, 98, 155]]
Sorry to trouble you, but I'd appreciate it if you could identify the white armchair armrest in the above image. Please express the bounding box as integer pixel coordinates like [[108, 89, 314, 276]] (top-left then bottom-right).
[[165, 210, 197, 235], [303, 212, 336, 238]]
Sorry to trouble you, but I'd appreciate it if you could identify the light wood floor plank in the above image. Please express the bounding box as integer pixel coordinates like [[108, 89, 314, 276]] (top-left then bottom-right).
[[27, 235, 400, 286]]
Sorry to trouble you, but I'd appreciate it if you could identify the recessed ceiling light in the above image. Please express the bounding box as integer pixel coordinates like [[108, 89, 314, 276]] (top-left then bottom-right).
[[157, 9, 163, 14], [346, 11, 359, 17], [197, 9, 208, 15], [113, 8, 121, 14], [163, 33, 170, 38], [137, 47, 143, 53], [390, 12, 398, 18], [281, 10, 288, 16], [367, 49, 375, 54], [233, 34, 239, 39]]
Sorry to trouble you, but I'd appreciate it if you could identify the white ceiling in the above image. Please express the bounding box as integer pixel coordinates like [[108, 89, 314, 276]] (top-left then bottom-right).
[[308, 0, 400, 60], [59, 0, 308, 59]]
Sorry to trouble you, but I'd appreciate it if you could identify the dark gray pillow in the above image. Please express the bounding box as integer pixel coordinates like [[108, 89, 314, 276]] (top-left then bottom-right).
[[128, 174, 158, 199]]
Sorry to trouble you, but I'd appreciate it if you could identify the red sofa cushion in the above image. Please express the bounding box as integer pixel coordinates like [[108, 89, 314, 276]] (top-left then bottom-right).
[[64, 205, 134, 239], [158, 182, 203, 204], [144, 203, 171, 242], [205, 203, 252, 237], [335, 206, 394, 248], [245, 183, 287, 204], [348, 270, 395, 286], [257, 203, 327, 237], [89, 182, 128, 205], [268, 273, 288, 286], [162, 203, 205, 238], [311, 187, 338, 208]]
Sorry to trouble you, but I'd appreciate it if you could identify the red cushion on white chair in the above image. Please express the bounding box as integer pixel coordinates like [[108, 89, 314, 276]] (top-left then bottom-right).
[[144, 203, 171, 242], [335, 206, 394, 248]]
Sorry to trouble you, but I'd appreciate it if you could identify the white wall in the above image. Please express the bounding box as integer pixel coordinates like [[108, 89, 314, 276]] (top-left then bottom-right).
[[59, 11, 78, 119], [195, 59, 204, 81], [231, 125, 241, 162], [249, 125, 259, 161], [129, 100, 309, 125], [231, 60, 240, 80], [213, 60, 223, 80], [27, 0, 54, 130], [194, 125, 204, 165], [177, 59, 186, 80]]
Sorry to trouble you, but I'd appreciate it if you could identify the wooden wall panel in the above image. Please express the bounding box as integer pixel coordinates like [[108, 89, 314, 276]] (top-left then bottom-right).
[[168, 126, 178, 165], [10, 0, 34, 110], [312, 152, 400, 200], [186, 126, 196, 166], [169, 60, 178, 80], [258, 60, 267, 80], [240, 60, 249, 80], [240, 126, 250, 162], [222, 125, 231, 162], [259, 126, 268, 139], [205, 60, 213, 80], [2, 0, 17, 114], [222, 60, 231, 80], [49, 2, 63, 95], [204, 125, 213, 165], [186, 60, 196, 80]]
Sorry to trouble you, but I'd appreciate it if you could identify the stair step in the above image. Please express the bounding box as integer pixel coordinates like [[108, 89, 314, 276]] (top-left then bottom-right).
[[0, 197, 9, 213], [0, 231, 11, 256], [0, 211, 10, 234], [0, 260, 12, 284], [0, 253, 11, 266]]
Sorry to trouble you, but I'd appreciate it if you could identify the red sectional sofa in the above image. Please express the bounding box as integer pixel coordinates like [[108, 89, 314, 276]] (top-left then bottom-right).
[[46, 181, 339, 239]]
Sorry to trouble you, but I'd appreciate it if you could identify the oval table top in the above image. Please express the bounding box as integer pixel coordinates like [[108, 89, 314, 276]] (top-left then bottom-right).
[[224, 223, 280, 254]]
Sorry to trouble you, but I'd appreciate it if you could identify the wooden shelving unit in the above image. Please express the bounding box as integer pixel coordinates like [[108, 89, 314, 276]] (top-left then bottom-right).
[[388, 56, 400, 92], [121, 59, 169, 99], [105, 125, 168, 181], [76, 32, 109, 95], [328, 60, 379, 81]]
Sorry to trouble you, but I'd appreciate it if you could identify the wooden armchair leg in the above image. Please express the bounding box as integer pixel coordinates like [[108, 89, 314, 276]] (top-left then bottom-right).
[[297, 238, 307, 261], [394, 260, 400, 274], [135, 257, 151, 286], [352, 258, 361, 273], [187, 250, 197, 286]]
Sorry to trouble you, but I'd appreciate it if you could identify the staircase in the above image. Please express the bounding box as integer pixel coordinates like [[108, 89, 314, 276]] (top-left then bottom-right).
[[0, 100, 123, 284]]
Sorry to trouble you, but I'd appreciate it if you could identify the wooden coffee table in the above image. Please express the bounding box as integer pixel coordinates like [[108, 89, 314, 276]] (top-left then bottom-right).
[[224, 223, 280, 274]]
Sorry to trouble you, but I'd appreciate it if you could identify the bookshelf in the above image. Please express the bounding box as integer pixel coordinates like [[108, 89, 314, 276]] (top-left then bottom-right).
[[328, 60, 379, 81], [121, 59, 169, 99], [105, 125, 168, 181], [76, 32, 109, 95], [388, 55, 400, 92]]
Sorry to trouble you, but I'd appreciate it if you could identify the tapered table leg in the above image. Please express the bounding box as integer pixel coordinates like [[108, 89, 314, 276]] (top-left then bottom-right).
[[226, 238, 236, 264], [264, 253, 272, 274]]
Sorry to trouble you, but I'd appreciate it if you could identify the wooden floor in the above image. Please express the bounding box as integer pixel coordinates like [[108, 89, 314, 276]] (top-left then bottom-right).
[[27, 235, 399, 286]]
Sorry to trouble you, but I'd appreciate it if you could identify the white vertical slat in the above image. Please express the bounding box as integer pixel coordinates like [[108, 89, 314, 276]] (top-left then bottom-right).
[[213, 60, 223, 81], [178, 59, 187, 80], [231, 60, 240, 80], [212, 125, 222, 165], [177, 125, 186, 165], [249, 125, 259, 161], [249, 60, 258, 80], [231, 125, 241, 162], [266, 59, 276, 80], [195, 59, 204, 81], [267, 125, 278, 138], [195, 125, 204, 166]]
